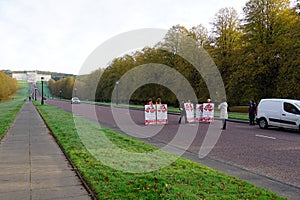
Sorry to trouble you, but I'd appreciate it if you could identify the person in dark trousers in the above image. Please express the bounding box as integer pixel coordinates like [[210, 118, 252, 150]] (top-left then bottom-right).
[[218, 98, 228, 130], [178, 100, 186, 124], [249, 99, 256, 125]]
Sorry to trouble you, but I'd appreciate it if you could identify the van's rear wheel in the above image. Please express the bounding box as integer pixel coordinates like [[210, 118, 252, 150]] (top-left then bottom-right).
[[259, 118, 268, 129]]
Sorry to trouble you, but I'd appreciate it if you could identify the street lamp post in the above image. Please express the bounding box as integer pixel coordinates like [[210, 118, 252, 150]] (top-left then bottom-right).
[[41, 77, 44, 105], [34, 88, 37, 101], [116, 81, 119, 105], [74, 87, 77, 97]]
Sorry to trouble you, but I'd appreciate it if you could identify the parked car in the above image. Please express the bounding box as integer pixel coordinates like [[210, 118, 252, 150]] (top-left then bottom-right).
[[256, 99, 300, 130], [71, 97, 80, 104]]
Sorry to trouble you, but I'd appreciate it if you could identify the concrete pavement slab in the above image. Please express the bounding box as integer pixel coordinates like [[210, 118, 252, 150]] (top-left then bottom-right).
[[31, 185, 89, 200], [31, 158, 68, 166], [58, 196, 93, 200], [31, 169, 76, 180], [0, 190, 30, 200], [0, 164, 30, 174], [0, 173, 29, 182], [31, 175, 83, 189], [0, 180, 30, 192]]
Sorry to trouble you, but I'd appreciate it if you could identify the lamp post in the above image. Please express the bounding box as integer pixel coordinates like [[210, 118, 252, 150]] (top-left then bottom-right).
[[116, 80, 119, 105], [74, 87, 77, 97], [60, 90, 62, 100], [34, 88, 37, 101], [41, 77, 44, 105]]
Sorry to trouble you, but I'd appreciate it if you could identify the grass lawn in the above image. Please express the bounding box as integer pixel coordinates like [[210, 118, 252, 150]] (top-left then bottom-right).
[[0, 81, 28, 139], [34, 103, 284, 200]]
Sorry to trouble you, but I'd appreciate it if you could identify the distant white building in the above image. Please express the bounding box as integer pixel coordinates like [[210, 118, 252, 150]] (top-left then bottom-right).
[[12, 72, 51, 82]]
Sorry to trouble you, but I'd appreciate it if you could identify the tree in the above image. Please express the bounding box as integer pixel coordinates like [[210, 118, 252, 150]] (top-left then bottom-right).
[[189, 24, 210, 48], [240, 0, 292, 99], [210, 7, 243, 103], [273, 2, 300, 98], [161, 25, 189, 55], [0, 72, 18, 101], [75, 69, 103, 101], [48, 76, 75, 99]]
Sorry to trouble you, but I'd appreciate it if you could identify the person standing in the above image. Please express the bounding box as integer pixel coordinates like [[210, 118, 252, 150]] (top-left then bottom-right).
[[249, 99, 256, 125], [178, 100, 186, 124], [156, 98, 161, 105], [146, 98, 153, 106], [218, 98, 228, 130]]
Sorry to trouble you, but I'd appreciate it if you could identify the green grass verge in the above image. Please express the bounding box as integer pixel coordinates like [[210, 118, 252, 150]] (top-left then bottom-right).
[[34, 103, 284, 200], [0, 81, 29, 139]]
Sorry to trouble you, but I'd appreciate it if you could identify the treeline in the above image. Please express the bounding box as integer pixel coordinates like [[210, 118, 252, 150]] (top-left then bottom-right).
[[48, 77, 75, 99], [0, 71, 18, 101], [51, 0, 300, 106], [48, 70, 102, 100]]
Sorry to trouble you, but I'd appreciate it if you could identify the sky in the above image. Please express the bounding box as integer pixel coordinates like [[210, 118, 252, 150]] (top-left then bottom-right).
[[0, 0, 248, 75]]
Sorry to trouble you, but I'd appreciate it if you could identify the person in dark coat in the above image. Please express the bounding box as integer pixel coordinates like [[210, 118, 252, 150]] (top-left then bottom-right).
[[178, 100, 186, 124], [249, 99, 256, 125]]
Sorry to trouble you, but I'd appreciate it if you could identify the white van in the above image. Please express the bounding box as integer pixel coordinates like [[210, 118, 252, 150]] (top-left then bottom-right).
[[256, 99, 300, 130]]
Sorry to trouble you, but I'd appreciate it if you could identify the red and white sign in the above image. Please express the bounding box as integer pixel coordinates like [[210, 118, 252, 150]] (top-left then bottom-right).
[[202, 103, 214, 122], [196, 104, 203, 122], [156, 104, 168, 124], [145, 105, 156, 125], [184, 103, 194, 123]]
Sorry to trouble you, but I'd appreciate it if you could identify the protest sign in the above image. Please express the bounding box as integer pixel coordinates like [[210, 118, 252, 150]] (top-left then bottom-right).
[[202, 103, 214, 122], [145, 105, 156, 125], [184, 102, 194, 123], [156, 104, 168, 124]]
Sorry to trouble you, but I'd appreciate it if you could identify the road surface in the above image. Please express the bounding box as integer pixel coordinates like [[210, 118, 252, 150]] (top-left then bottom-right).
[[46, 99, 300, 190]]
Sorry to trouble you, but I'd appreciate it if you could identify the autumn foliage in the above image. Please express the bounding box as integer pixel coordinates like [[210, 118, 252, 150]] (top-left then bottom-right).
[[0, 72, 18, 101], [48, 76, 75, 99]]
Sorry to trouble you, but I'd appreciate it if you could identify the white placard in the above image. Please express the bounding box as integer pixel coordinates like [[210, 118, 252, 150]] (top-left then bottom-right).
[[145, 105, 156, 125], [202, 103, 214, 122], [156, 104, 168, 125], [184, 103, 194, 123]]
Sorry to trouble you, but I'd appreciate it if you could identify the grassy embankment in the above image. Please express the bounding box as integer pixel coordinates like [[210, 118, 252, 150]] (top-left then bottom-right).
[[34, 102, 284, 199], [0, 81, 29, 139]]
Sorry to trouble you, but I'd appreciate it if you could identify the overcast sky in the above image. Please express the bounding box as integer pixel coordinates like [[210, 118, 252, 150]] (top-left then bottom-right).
[[0, 0, 248, 75]]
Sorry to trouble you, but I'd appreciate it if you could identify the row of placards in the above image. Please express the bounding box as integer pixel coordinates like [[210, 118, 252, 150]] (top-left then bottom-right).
[[145, 104, 168, 125], [187, 103, 215, 123], [145, 103, 215, 125]]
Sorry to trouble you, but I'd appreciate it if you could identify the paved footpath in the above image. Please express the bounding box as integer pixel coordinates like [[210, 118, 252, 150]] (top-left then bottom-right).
[[0, 101, 92, 200]]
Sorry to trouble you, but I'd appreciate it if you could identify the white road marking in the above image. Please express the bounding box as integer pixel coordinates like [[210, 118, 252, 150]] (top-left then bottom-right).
[[255, 134, 276, 140]]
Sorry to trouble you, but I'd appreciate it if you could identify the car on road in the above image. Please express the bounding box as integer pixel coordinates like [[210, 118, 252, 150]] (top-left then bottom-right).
[[256, 99, 300, 130], [71, 97, 80, 104]]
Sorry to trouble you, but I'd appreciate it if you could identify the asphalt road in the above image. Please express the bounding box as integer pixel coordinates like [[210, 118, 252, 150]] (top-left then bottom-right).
[[46, 100, 300, 190]]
